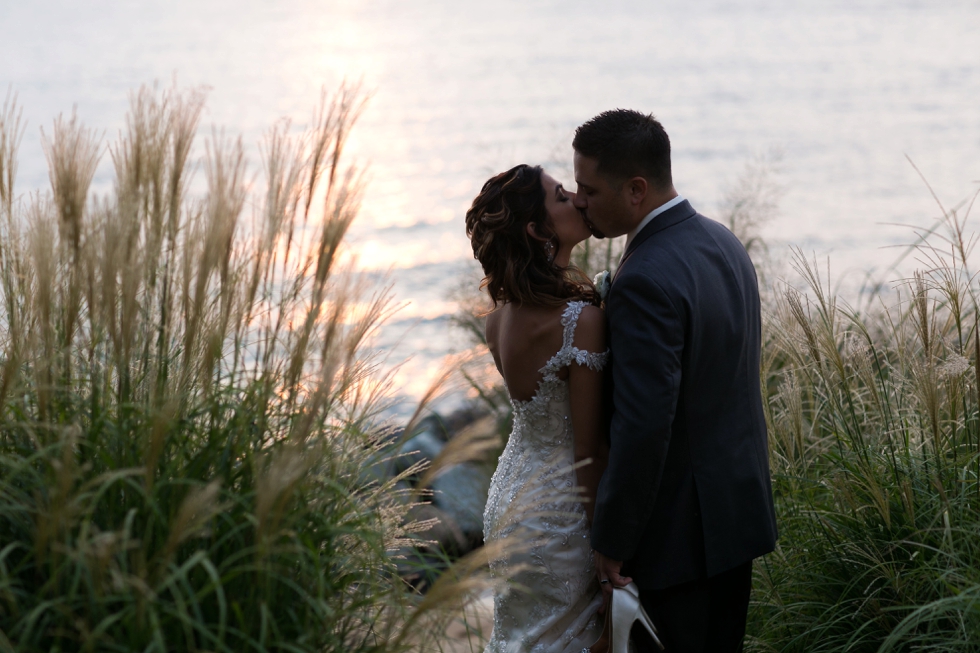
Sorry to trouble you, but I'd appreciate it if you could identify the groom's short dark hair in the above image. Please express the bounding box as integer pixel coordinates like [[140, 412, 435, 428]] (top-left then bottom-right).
[[573, 109, 672, 190]]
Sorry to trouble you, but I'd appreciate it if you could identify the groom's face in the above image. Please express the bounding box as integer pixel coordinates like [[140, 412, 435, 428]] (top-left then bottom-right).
[[572, 152, 633, 239]]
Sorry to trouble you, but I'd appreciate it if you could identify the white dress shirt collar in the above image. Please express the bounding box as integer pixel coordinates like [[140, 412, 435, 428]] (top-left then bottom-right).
[[624, 195, 686, 251]]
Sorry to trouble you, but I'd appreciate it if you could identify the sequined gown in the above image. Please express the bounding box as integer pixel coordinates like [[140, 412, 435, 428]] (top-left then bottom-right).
[[483, 301, 608, 653]]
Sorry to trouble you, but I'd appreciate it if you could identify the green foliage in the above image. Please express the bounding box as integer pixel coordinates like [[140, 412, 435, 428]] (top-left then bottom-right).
[[751, 190, 980, 651], [570, 235, 623, 281], [0, 85, 422, 652]]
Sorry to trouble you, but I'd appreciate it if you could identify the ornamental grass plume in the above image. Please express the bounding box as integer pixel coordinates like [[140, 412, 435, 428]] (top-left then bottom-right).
[[0, 82, 495, 653], [749, 182, 980, 651]]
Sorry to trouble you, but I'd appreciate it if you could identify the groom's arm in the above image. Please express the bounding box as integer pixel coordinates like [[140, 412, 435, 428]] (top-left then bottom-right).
[[591, 268, 684, 562]]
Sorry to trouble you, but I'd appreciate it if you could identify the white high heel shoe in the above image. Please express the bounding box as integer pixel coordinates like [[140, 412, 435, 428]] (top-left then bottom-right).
[[610, 582, 663, 652]]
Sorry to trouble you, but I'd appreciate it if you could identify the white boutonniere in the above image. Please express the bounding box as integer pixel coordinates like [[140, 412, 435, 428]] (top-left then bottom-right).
[[593, 270, 611, 302]]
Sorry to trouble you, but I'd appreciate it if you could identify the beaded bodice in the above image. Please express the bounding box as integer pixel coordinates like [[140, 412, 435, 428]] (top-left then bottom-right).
[[483, 301, 608, 653]]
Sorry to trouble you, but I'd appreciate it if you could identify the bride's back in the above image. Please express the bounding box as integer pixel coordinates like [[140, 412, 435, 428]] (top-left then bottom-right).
[[485, 302, 568, 403]]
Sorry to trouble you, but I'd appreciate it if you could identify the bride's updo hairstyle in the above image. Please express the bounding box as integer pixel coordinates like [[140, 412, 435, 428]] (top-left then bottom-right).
[[465, 164, 598, 309]]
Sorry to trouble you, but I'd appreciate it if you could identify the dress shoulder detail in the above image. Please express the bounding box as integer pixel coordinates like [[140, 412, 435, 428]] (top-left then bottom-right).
[[551, 301, 608, 373]]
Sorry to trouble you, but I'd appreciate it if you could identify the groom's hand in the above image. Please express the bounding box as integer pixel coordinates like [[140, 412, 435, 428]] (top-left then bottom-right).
[[594, 550, 631, 607]]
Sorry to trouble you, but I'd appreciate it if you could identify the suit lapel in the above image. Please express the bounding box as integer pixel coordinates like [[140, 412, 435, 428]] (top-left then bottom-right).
[[612, 200, 696, 283]]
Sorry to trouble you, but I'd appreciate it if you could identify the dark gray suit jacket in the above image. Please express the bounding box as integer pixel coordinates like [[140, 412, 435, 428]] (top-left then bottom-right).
[[591, 200, 777, 590]]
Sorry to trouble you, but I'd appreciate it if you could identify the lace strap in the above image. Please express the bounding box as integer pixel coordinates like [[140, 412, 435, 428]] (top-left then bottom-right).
[[560, 301, 588, 349], [544, 301, 608, 373]]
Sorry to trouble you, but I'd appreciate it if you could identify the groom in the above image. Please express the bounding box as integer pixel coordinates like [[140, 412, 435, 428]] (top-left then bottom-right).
[[572, 110, 777, 652]]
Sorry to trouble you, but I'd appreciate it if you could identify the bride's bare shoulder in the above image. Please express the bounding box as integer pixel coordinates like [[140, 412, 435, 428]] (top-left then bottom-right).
[[484, 307, 504, 370], [491, 303, 566, 355], [575, 303, 604, 322], [485, 306, 501, 338]]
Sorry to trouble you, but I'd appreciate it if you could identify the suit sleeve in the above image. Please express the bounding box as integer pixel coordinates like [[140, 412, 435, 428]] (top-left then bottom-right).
[[591, 268, 684, 561]]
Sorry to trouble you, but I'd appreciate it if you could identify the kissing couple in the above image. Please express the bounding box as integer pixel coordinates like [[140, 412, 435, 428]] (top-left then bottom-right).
[[466, 110, 778, 653]]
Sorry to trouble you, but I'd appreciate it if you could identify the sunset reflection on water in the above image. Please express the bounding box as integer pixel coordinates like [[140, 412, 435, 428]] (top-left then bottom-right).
[[2, 0, 979, 416]]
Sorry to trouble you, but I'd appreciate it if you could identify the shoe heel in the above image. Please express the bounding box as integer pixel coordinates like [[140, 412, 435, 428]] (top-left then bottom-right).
[[636, 605, 664, 651], [611, 582, 664, 653]]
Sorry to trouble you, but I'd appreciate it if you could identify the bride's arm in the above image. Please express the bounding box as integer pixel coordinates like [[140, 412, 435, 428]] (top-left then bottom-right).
[[568, 304, 609, 524]]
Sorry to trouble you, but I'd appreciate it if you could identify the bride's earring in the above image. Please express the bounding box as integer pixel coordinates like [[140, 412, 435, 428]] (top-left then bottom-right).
[[543, 240, 555, 263]]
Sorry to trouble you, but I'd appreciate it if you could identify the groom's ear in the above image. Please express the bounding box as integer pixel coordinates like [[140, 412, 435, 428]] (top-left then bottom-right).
[[626, 176, 649, 206]]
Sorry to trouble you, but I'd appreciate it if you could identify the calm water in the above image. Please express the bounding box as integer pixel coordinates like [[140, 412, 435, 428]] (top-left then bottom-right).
[[2, 0, 979, 414]]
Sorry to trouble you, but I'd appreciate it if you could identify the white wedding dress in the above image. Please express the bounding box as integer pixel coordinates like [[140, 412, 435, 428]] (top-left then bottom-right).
[[483, 301, 608, 653]]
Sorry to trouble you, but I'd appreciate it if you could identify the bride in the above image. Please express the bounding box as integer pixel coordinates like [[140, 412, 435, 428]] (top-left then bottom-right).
[[466, 164, 610, 653]]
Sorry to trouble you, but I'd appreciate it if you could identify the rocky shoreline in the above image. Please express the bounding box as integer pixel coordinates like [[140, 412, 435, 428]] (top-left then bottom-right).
[[365, 406, 502, 589]]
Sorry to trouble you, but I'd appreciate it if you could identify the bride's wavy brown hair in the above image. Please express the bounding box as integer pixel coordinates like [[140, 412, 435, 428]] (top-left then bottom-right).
[[465, 164, 599, 309]]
